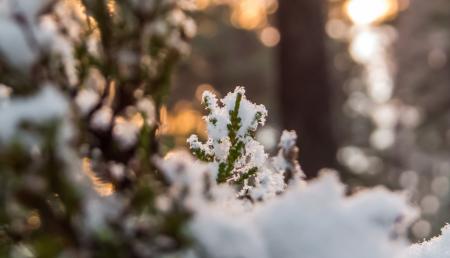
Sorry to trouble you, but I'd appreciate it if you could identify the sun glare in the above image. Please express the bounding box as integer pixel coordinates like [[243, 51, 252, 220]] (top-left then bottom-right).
[[345, 0, 398, 25]]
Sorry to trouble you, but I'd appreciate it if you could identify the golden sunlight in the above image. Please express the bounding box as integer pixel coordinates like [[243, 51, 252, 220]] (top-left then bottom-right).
[[231, 0, 267, 30], [345, 0, 398, 25], [82, 158, 114, 196]]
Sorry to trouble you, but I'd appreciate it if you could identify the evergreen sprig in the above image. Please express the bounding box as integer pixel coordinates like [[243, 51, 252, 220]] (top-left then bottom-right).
[[189, 88, 267, 185], [217, 92, 243, 183]]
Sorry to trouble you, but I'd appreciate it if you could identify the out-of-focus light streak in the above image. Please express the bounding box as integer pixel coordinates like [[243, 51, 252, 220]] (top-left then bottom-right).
[[347, 25, 397, 150], [341, 0, 405, 176], [342, 1, 441, 239], [344, 0, 401, 151]]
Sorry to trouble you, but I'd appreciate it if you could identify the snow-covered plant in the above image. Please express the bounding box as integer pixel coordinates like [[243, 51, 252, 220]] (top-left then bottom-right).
[[0, 0, 196, 257], [70, 0, 197, 191], [188, 87, 268, 182], [2, 1, 450, 258], [188, 87, 304, 200], [271, 130, 304, 184]]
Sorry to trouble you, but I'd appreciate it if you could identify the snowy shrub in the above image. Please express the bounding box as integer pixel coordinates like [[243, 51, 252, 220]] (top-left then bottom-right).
[[0, 1, 450, 258], [187, 87, 303, 201], [0, 0, 196, 257]]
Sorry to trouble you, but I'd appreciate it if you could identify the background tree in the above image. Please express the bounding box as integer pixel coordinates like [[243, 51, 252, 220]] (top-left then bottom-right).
[[278, 0, 338, 177]]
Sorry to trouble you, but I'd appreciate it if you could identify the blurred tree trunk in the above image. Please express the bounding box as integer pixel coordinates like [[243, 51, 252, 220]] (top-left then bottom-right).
[[277, 0, 337, 177]]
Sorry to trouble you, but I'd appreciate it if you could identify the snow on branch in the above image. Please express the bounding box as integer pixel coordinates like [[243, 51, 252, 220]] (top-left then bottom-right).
[[188, 86, 307, 201]]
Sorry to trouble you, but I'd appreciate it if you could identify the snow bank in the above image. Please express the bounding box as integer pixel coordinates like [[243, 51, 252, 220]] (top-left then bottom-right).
[[404, 226, 450, 258], [188, 173, 417, 258]]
